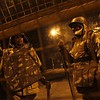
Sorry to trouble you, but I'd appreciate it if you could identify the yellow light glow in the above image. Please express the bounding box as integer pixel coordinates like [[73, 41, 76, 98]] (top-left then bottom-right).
[[50, 29, 57, 36], [49, 26, 60, 38]]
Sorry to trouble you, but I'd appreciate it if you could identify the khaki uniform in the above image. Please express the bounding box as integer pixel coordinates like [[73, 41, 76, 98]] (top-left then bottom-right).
[[67, 16, 100, 99], [95, 32, 100, 70], [2, 43, 42, 99], [17, 82, 39, 96], [69, 31, 100, 99], [70, 37, 97, 87]]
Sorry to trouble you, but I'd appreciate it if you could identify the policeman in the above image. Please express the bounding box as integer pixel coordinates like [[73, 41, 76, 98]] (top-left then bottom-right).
[[59, 16, 100, 100], [70, 16, 100, 100], [2, 34, 43, 100]]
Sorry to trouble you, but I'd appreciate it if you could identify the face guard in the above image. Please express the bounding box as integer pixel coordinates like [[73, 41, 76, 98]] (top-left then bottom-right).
[[69, 22, 84, 36], [9, 33, 29, 47], [69, 16, 88, 37]]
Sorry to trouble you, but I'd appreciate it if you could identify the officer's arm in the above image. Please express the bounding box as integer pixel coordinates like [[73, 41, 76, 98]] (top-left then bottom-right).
[[29, 47, 42, 66]]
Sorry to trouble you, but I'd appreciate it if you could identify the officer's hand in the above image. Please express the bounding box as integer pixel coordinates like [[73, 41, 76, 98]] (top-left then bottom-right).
[[39, 76, 51, 89], [58, 40, 64, 47], [39, 76, 46, 85]]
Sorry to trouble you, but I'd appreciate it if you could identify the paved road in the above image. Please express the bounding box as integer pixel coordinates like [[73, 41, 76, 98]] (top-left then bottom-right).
[[35, 78, 83, 100]]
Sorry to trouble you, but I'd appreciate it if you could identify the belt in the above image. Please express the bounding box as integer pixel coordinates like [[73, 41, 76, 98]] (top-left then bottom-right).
[[74, 56, 92, 63]]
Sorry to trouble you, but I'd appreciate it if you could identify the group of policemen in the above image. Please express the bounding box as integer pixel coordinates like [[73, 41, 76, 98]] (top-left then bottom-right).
[[0, 16, 100, 100]]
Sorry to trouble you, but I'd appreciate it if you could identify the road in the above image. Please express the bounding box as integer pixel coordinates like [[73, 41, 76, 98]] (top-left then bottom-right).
[[35, 77, 83, 100]]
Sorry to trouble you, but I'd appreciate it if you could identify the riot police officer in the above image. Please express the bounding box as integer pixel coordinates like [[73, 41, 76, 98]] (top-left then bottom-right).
[[1, 34, 43, 100], [69, 16, 99, 100], [59, 16, 100, 100]]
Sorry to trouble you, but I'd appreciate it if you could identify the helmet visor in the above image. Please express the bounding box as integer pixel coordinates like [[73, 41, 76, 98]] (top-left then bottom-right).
[[69, 22, 83, 32]]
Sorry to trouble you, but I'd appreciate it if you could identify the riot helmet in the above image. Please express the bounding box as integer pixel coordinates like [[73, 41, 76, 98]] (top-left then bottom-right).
[[10, 33, 29, 47], [69, 16, 88, 37]]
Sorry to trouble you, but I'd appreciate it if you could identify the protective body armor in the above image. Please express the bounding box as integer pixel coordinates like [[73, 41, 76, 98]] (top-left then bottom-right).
[[95, 32, 100, 62], [68, 16, 98, 88], [3, 44, 42, 92], [70, 37, 97, 87], [95, 32, 100, 79]]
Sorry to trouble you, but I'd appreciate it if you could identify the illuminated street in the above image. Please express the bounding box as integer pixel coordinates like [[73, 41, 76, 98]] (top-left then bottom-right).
[[0, 0, 100, 100], [35, 77, 83, 100]]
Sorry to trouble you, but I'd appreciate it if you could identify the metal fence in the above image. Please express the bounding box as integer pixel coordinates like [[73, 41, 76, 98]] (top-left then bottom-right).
[[0, 0, 69, 25]]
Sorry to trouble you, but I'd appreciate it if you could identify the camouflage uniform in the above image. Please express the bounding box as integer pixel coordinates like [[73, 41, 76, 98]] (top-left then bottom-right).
[[67, 16, 100, 99], [95, 32, 100, 71], [1, 34, 42, 100]]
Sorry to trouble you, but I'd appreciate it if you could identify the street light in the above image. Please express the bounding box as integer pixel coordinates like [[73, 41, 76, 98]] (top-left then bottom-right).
[[49, 26, 61, 39]]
